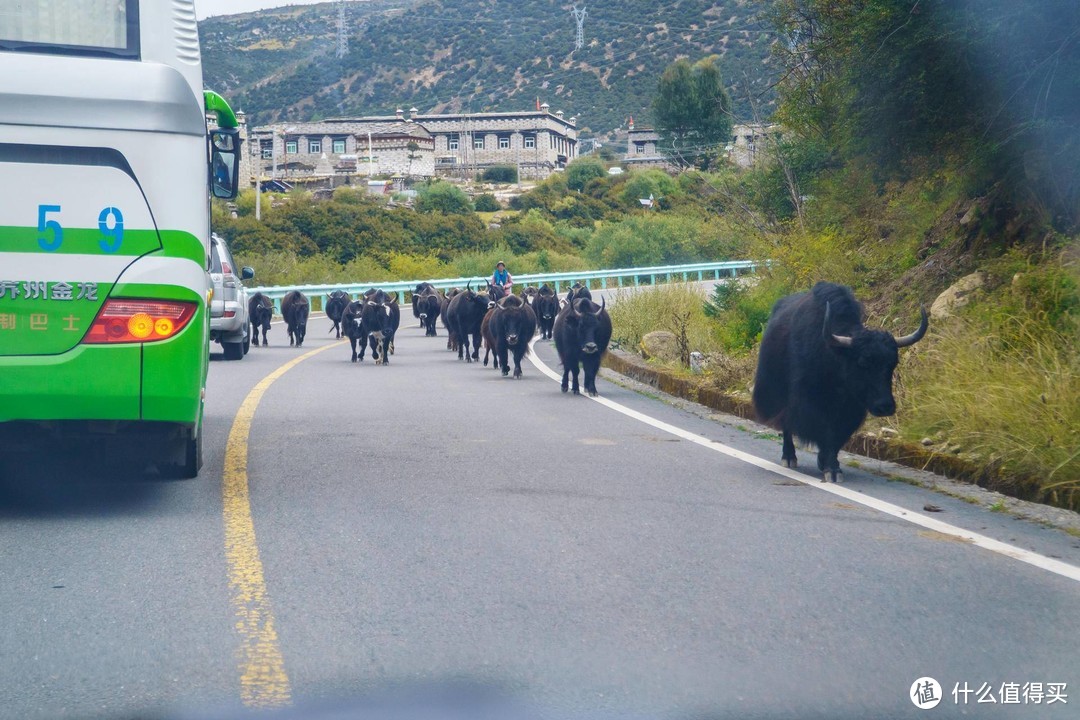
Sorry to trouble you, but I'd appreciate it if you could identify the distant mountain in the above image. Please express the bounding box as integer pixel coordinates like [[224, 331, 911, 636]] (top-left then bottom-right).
[[200, 0, 776, 139]]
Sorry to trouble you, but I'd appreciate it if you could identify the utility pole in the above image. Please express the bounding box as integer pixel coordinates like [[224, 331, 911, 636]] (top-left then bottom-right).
[[571, 5, 587, 51], [336, 0, 348, 58], [254, 137, 262, 220]]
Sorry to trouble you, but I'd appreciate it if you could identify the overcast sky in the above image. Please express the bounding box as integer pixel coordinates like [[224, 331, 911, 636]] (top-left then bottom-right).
[[196, 0, 334, 21]]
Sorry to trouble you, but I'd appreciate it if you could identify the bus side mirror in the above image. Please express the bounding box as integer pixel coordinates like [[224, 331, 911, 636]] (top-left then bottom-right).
[[241, 267, 255, 281], [209, 127, 242, 200]]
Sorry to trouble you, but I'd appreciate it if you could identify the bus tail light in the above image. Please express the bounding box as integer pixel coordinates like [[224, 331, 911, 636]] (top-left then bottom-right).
[[83, 300, 197, 344]]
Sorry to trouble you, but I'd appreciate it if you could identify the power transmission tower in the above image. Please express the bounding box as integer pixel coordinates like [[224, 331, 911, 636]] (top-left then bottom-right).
[[336, 0, 348, 58], [571, 4, 587, 51]]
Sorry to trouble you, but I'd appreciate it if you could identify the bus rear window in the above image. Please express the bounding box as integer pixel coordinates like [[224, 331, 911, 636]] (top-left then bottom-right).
[[0, 0, 139, 58]]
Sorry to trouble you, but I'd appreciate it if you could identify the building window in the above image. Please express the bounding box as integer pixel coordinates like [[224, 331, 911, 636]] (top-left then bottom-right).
[[308, 139, 322, 153], [285, 140, 297, 154], [523, 134, 535, 149], [498, 135, 510, 149], [635, 142, 647, 154], [333, 139, 346, 154], [473, 136, 484, 150], [448, 134, 459, 150]]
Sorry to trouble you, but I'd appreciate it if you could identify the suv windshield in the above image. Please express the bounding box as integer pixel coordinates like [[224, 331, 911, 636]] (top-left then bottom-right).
[[0, 0, 140, 58]]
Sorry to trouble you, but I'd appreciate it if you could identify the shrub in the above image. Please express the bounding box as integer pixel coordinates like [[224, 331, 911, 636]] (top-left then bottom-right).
[[415, 180, 473, 214], [566, 156, 606, 191], [481, 165, 518, 183], [473, 193, 501, 212]]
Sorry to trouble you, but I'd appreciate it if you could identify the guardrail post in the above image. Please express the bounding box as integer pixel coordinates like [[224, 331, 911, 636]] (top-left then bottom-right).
[[731, 268, 737, 278], [697, 270, 704, 281], [649, 273, 656, 285], [617, 276, 623, 287]]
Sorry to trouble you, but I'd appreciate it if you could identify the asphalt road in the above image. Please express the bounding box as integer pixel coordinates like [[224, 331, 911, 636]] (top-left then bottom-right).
[[1, 311, 1078, 720]]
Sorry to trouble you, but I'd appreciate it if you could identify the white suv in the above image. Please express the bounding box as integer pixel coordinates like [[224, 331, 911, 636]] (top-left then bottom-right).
[[209, 233, 254, 360]]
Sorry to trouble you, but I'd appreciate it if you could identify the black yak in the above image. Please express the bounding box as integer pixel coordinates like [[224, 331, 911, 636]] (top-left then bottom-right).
[[752, 282, 928, 482], [325, 290, 350, 339], [341, 299, 366, 362], [248, 292, 273, 347], [535, 284, 559, 340], [281, 290, 309, 347], [489, 295, 538, 378], [553, 296, 612, 396], [415, 287, 442, 337], [361, 290, 401, 365], [446, 284, 492, 363]]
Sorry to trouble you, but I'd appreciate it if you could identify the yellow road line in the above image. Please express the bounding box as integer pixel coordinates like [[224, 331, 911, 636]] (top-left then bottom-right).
[[222, 342, 341, 707]]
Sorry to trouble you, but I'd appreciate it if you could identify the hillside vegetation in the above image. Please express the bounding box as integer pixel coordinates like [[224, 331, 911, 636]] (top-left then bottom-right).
[[200, 0, 774, 136]]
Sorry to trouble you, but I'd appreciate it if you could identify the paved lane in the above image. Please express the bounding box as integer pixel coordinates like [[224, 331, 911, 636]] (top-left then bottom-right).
[[0, 314, 1077, 719]]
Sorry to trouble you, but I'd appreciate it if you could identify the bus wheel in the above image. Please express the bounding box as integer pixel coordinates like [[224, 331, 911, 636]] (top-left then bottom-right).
[[165, 426, 202, 479], [223, 340, 244, 360]]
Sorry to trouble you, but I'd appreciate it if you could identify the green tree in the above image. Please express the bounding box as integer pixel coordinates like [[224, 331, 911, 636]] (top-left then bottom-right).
[[566, 156, 606, 191], [652, 56, 733, 170]]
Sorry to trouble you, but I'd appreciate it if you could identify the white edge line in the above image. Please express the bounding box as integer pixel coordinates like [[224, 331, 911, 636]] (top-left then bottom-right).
[[527, 338, 1080, 585]]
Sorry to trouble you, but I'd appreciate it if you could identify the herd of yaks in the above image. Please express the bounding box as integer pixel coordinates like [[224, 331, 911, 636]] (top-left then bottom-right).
[[244, 282, 613, 396]]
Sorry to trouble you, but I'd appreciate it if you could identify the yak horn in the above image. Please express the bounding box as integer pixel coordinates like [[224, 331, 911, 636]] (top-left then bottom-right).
[[895, 306, 929, 348], [823, 301, 854, 347], [594, 297, 606, 315]]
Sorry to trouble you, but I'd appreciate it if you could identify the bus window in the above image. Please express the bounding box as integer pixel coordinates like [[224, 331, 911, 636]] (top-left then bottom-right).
[[0, 0, 140, 59]]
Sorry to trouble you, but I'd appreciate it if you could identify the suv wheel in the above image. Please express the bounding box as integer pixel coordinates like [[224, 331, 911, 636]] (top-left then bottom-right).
[[223, 340, 244, 360]]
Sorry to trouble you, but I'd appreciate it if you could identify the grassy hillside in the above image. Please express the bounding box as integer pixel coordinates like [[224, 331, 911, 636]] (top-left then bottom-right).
[[199, 0, 776, 137]]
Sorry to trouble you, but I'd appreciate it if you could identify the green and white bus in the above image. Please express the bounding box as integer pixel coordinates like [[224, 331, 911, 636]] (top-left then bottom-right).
[[0, 1, 241, 477]]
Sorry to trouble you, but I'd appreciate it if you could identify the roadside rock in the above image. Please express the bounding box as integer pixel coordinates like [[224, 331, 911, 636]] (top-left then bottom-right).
[[930, 271, 986, 319], [640, 331, 679, 362]]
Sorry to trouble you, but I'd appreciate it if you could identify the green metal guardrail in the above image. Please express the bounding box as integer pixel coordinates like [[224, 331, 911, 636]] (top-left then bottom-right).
[[249, 260, 762, 313]]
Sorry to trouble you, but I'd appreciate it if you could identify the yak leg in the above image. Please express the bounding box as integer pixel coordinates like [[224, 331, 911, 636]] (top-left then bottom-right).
[[781, 429, 798, 468], [382, 337, 391, 365], [561, 365, 570, 393], [349, 336, 358, 362], [512, 347, 524, 379], [498, 346, 510, 377], [471, 333, 481, 361], [262, 326, 269, 346], [570, 364, 581, 395], [583, 357, 600, 396], [817, 446, 843, 483]]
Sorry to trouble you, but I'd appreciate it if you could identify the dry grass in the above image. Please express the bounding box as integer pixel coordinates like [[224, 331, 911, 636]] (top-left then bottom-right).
[[608, 283, 722, 357], [896, 315, 1080, 507]]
